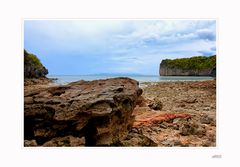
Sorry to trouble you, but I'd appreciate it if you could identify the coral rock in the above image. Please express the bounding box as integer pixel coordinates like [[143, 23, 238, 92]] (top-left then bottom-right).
[[24, 77, 142, 146]]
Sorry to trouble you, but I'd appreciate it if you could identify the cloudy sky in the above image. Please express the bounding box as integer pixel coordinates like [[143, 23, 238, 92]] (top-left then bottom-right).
[[24, 20, 216, 75]]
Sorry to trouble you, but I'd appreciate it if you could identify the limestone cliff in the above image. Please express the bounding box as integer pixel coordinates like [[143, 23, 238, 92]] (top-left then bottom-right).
[[160, 55, 216, 76], [24, 50, 48, 78]]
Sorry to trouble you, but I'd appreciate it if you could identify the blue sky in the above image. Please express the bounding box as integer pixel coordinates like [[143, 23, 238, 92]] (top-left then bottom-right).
[[24, 20, 216, 75]]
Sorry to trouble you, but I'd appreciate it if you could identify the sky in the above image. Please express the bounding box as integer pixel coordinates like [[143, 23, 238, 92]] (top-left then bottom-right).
[[24, 20, 216, 75]]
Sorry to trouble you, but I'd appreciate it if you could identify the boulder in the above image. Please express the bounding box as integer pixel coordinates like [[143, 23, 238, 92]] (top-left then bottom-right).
[[24, 77, 142, 146]]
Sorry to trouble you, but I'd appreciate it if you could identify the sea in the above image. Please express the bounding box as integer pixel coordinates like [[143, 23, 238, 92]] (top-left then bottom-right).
[[48, 74, 214, 85]]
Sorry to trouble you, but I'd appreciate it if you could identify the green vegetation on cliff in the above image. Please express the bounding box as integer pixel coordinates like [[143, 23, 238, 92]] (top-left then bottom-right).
[[24, 50, 43, 68], [24, 50, 48, 78], [161, 55, 216, 70]]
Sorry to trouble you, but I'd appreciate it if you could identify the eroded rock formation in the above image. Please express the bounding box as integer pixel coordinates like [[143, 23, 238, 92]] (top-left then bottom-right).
[[24, 77, 142, 146], [160, 66, 212, 76]]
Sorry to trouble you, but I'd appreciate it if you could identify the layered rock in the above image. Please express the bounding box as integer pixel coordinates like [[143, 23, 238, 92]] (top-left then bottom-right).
[[24, 77, 142, 146], [24, 77, 56, 86], [24, 50, 48, 78], [160, 66, 212, 76]]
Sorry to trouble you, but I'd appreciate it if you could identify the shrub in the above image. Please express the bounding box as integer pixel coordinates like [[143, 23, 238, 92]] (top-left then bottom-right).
[[163, 55, 216, 70]]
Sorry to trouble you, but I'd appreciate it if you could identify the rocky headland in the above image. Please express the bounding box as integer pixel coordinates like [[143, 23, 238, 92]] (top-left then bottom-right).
[[160, 55, 216, 76], [24, 50, 56, 90], [24, 50, 48, 78]]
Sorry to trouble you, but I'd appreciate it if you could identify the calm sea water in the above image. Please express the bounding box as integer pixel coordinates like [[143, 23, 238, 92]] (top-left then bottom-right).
[[48, 75, 214, 85]]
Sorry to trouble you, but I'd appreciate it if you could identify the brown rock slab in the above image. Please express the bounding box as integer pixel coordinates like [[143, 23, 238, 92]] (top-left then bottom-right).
[[24, 77, 142, 146]]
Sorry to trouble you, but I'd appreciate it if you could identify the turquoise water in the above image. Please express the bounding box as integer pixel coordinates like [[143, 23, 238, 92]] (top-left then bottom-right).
[[48, 75, 214, 85]]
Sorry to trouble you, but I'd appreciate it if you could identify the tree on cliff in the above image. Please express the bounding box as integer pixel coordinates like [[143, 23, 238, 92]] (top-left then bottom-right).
[[24, 50, 48, 78], [162, 55, 216, 70], [160, 55, 216, 76]]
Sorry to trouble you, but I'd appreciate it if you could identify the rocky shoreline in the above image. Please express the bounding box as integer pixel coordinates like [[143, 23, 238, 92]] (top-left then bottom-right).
[[24, 78, 216, 147], [130, 80, 216, 146]]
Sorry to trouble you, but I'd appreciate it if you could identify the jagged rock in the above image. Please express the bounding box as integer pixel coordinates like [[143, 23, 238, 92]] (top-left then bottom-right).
[[120, 132, 158, 146], [179, 122, 206, 136], [148, 99, 163, 110], [200, 114, 214, 124], [24, 77, 142, 146]]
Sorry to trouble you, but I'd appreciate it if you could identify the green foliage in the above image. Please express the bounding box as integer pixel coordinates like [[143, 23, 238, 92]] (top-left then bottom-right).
[[163, 55, 216, 70], [24, 49, 43, 69]]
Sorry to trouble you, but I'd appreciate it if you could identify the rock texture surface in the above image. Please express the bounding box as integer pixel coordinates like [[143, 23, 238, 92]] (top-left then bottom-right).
[[160, 66, 212, 76], [24, 77, 142, 146], [130, 80, 216, 147]]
